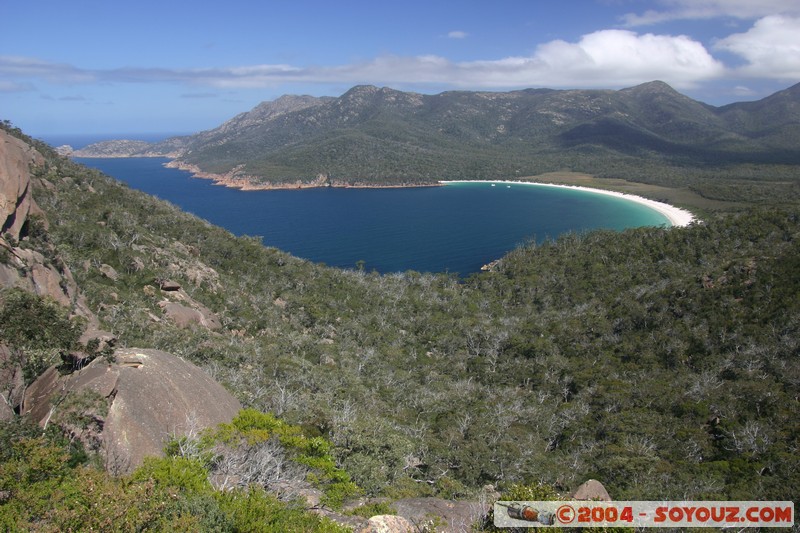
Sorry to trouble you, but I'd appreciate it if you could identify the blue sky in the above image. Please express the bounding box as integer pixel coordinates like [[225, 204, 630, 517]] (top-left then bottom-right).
[[2, 0, 799, 136]]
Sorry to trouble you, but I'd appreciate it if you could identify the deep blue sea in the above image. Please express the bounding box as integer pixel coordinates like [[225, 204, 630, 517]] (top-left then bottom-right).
[[69, 155, 669, 274]]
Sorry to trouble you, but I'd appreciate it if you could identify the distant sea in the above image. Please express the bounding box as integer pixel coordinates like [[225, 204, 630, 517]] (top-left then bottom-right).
[[65, 151, 669, 274]]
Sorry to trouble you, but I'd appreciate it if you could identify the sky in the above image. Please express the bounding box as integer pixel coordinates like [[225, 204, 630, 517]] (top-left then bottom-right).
[[1, 0, 799, 136]]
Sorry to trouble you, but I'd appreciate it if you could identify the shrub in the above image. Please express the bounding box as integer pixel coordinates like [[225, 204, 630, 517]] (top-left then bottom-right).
[[345, 500, 397, 518], [215, 486, 351, 532], [163, 409, 363, 510], [0, 288, 84, 380], [130, 455, 213, 496]]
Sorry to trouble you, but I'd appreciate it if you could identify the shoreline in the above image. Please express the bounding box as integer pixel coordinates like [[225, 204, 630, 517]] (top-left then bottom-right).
[[163, 160, 441, 191], [439, 180, 696, 227], [77, 155, 695, 226]]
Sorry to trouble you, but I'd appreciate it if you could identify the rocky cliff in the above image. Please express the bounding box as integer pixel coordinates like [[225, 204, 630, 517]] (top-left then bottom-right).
[[0, 129, 91, 317], [2, 129, 96, 420], [1, 130, 43, 241]]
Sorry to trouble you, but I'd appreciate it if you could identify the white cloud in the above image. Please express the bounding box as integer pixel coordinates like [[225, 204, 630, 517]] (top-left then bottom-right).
[[0, 55, 94, 83], [521, 29, 725, 88], [0, 80, 34, 92], [313, 31, 724, 89], [447, 30, 468, 39], [0, 29, 726, 92], [732, 85, 756, 97], [622, 0, 800, 26], [714, 15, 800, 79]]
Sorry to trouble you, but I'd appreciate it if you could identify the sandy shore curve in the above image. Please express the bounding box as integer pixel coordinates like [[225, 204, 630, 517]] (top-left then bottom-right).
[[440, 180, 696, 227]]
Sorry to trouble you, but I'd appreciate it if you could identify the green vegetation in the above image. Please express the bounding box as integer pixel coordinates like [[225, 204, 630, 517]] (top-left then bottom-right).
[[171, 408, 360, 509], [0, 288, 84, 380], [2, 115, 800, 527], [0, 288, 82, 352], [344, 500, 397, 518], [0, 425, 349, 531]]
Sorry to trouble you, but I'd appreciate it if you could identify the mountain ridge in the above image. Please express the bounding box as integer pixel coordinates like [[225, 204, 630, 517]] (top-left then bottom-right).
[[71, 81, 800, 189]]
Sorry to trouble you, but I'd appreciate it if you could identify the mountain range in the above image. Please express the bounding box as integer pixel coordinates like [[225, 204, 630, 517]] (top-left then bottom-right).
[[73, 81, 800, 187]]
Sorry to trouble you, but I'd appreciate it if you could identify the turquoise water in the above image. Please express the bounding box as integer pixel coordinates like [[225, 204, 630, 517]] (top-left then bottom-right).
[[74, 157, 669, 274]]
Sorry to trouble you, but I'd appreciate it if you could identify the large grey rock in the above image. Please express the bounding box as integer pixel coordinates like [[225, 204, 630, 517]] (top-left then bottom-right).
[[159, 279, 181, 291], [98, 264, 119, 281], [156, 285, 221, 330], [571, 479, 611, 501], [158, 301, 221, 330], [0, 247, 93, 320], [23, 348, 241, 473]]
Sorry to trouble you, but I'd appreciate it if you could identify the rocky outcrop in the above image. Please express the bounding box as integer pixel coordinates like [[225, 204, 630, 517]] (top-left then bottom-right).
[[1, 129, 98, 422], [159, 279, 181, 291], [0, 130, 93, 320], [1, 130, 43, 241], [22, 348, 241, 473], [571, 479, 611, 501], [0, 248, 93, 320], [156, 284, 221, 330], [98, 263, 119, 281], [159, 301, 221, 330], [2, 130, 236, 473], [0, 344, 25, 420], [480, 258, 502, 271]]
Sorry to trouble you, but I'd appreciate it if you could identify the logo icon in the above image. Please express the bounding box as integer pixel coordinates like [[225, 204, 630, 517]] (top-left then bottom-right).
[[557, 504, 576, 524]]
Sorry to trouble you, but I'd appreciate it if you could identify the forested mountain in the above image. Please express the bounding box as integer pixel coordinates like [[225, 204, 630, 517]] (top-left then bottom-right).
[[2, 119, 799, 529], [76, 81, 800, 191]]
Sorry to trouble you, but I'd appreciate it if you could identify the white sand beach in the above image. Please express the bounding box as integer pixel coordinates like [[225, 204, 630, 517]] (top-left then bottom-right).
[[440, 180, 696, 227]]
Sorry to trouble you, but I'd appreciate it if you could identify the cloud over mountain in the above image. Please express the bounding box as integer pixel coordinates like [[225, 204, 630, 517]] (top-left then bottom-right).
[[0, 28, 727, 92], [714, 15, 800, 79]]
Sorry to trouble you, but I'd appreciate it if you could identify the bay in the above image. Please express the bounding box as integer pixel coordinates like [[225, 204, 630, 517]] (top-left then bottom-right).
[[73, 157, 669, 274]]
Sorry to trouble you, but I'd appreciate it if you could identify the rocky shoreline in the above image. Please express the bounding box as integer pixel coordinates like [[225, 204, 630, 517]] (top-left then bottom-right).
[[164, 159, 441, 191], [64, 140, 440, 190]]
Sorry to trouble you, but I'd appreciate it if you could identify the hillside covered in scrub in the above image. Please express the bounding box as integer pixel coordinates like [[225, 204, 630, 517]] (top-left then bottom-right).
[[2, 121, 799, 529]]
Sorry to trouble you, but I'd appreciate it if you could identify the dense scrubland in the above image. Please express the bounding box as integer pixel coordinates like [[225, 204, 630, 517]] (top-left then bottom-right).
[[2, 119, 799, 530]]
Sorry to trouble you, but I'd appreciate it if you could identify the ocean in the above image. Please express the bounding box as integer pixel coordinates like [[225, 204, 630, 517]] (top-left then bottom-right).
[[68, 155, 669, 274]]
